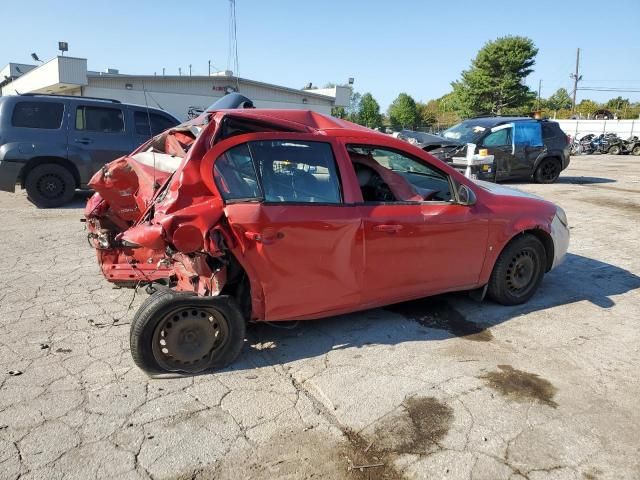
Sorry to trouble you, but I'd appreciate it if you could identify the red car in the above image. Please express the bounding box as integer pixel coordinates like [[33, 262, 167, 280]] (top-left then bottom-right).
[[85, 96, 569, 375]]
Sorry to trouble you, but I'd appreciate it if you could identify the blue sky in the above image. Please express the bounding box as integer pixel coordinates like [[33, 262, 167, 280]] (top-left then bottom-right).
[[2, 0, 639, 109]]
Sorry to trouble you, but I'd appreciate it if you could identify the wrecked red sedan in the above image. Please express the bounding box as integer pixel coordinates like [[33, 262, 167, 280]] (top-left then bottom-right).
[[85, 95, 569, 374]]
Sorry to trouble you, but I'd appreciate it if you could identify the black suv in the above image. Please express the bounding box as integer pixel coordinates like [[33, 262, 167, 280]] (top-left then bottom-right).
[[421, 117, 571, 183], [0, 94, 180, 207]]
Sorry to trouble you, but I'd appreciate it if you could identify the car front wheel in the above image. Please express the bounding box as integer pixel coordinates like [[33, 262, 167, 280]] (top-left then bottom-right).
[[487, 234, 546, 305], [130, 289, 246, 375], [25, 163, 76, 208]]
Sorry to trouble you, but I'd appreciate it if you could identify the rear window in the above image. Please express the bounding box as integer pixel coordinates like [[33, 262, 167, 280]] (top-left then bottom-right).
[[75, 106, 124, 133], [134, 111, 177, 137], [11, 101, 64, 129], [542, 122, 560, 140]]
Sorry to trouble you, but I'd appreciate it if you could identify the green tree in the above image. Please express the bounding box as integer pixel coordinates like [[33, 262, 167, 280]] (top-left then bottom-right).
[[605, 96, 630, 110], [356, 93, 383, 129], [416, 100, 439, 126], [388, 93, 419, 130], [545, 88, 572, 111], [450, 36, 538, 116], [577, 99, 600, 117]]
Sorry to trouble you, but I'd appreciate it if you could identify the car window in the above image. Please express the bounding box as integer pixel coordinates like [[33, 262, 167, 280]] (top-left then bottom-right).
[[252, 141, 342, 203], [214, 141, 342, 204], [214, 143, 261, 201], [347, 146, 453, 202], [483, 128, 512, 147], [542, 122, 560, 141], [134, 111, 177, 137], [76, 106, 124, 133], [11, 101, 64, 129], [514, 122, 543, 146]]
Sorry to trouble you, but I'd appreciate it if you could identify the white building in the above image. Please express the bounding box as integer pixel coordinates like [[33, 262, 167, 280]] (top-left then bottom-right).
[[0, 56, 350, 120]]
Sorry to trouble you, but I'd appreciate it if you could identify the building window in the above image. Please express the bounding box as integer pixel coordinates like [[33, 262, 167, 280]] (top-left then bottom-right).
[[75, 106, 124, 133], [11, 101, 64, 129]]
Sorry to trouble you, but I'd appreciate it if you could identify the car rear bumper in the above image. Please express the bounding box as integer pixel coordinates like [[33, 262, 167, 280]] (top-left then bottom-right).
[[0, 160, 23, 193], [550, 214, 570, 270]]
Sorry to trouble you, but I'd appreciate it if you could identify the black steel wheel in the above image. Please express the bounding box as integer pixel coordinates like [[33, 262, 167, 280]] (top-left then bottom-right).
[[25, 163, 76, 208], [488, 234, 546, 305], [130, 290, 246, 375], [632, 145, 640, 156], [534, 158, 561, 184], [608, 145, 621, 155]]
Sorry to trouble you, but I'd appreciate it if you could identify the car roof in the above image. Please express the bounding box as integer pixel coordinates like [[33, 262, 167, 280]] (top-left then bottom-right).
[[463, 116, 532, 126], [6, 94, 175, 118], [216, 108, 384, 138]]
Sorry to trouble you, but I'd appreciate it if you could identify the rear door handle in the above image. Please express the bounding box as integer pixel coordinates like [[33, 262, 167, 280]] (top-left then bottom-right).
[[244, 231, 284, 244], [373, 224, 403, 233], [74, 138, 93, 145]]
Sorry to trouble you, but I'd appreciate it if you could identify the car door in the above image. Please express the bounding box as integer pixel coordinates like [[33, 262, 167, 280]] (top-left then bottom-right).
[[204, 132, 364, 321], [513, 121, 545, 177], [479, 123, 515, 181], [68, 101, 134, 179], [340, 140, 489, 308]]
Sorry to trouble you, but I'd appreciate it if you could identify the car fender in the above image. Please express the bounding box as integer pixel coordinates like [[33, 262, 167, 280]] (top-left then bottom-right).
[[478, 210, 555, 285]]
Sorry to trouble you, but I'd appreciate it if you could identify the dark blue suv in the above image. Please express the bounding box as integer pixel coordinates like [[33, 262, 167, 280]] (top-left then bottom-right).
[[0, 94, 179, 207]]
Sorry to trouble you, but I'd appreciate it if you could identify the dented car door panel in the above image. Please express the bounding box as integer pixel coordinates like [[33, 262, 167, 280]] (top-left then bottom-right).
[[225, 203, 363, 320]]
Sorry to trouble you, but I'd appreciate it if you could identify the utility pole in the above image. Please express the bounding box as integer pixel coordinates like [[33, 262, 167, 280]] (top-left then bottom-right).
[[537, 79, 542, 111], [179, 67, 182, 76], [570, 48, 582, 114], [189, 64, 192, 76], [208, 60, 211, 76]]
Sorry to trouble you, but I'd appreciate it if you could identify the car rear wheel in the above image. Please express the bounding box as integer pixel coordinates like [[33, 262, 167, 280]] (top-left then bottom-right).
[[25, 163, 76, 208], [534, 158, 561, 184], [488, 234, 546, 305], [608, 145, 621, 155], [130, 289, 246, 375]]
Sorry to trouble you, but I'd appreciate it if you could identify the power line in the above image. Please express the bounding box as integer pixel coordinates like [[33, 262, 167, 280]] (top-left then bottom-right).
[[579, 87, 640, 93]]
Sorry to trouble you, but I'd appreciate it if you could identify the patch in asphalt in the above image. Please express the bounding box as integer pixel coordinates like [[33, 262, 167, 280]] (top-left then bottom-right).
[[480, 365, 558, 407], [385, 297, 493, 342]]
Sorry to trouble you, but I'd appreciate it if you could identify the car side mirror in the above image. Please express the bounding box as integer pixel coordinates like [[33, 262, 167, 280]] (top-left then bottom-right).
[[457, 183, 476, 206]]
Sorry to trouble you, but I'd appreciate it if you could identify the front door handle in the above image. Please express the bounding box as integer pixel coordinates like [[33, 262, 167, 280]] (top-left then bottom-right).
[[373, 224, 403, 233], [74, 138, 93, 145]]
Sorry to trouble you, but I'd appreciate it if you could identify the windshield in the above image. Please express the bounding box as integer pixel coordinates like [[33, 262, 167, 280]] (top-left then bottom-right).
[[442, 121, 488, 144]]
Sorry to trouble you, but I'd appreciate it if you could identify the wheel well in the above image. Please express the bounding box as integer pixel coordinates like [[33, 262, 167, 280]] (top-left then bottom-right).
[[19, 157, 80, 189], [522, 228, 554, 272], [218, 253, 252, 321]]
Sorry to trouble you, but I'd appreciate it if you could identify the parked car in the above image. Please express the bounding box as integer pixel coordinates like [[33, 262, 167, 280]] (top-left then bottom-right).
[[422, 117, 571, 184], [0, 93, 180, 207], [85, 95, 569, 375]]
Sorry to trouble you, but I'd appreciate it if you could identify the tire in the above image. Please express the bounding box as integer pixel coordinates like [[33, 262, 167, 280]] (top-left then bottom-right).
[[487, 234, 546, 306], [608, 145, 621, 155], [25, 163, 76, 208], [534, 158, 561, 184], [130, 289, 246, 375], [632, 145, 640, 156]]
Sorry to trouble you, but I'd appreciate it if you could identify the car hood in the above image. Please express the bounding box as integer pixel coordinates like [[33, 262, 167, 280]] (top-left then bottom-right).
[[473, 180, 544, 201]]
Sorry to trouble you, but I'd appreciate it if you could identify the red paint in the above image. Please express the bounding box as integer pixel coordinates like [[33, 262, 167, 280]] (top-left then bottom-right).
[[85, 109, 557, 322]]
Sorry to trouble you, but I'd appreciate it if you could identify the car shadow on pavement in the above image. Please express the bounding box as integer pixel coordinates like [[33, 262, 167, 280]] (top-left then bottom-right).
[[228, 253, 640, 372]]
